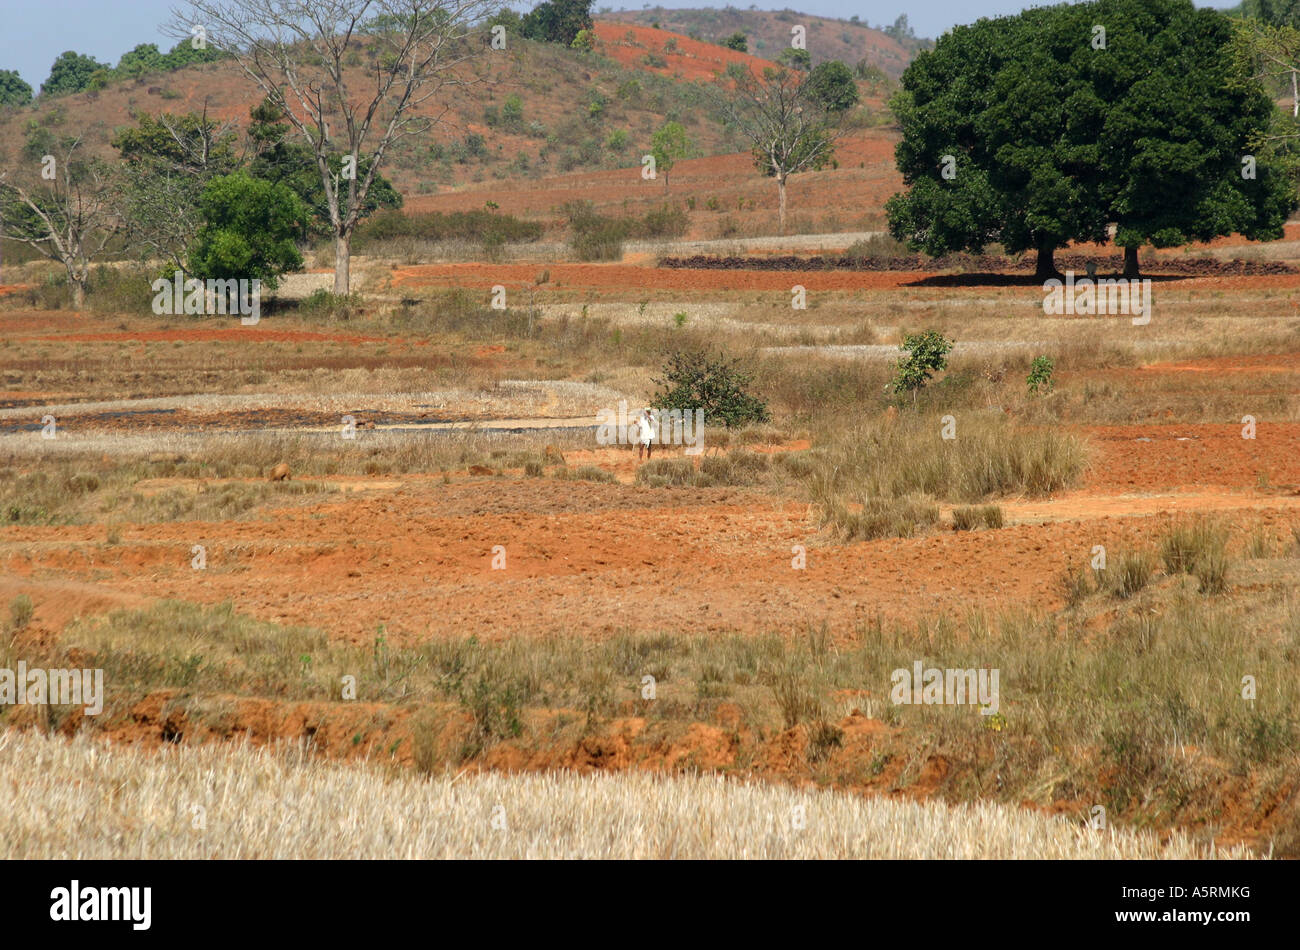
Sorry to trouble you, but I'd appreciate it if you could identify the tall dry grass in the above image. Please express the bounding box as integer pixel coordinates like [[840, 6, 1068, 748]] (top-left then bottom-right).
[[0, 731, 1249, 859], [809, 411, 1088, 539]]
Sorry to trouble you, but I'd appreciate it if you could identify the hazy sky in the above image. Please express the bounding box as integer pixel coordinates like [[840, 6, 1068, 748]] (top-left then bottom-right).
[[2, 1, 1237, 90]]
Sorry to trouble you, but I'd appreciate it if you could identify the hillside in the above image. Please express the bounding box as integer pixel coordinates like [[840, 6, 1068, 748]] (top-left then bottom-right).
[[0, 19, 898, 243], [605, 6, 923, 77], [0, 26, 769, 202]]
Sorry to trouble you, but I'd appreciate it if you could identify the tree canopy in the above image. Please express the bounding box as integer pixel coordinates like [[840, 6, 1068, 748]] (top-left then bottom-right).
[[886, 0, 1298, 277], [0, 69, 33, 107], [40, 51, 108, 97], [188, 171, 305, 288], [520, 0, 593, 46]]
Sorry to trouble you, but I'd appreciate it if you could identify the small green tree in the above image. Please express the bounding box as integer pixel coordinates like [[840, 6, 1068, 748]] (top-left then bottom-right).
[[1026, 355, 1054, 395], [652, 350, 771, 428], [188, 171, 305, 289], [502, 94, 524, 129], [722, 32, 748, 53], [805, 60, 859, 114], [892, 330, 953, 404], [650, 120, 691, 193]]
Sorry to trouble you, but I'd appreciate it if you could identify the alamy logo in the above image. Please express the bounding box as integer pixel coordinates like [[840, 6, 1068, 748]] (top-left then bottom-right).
[[50, 881, 151, 930], [1043, 271, 1151, 325], [596, 401, 705, 455], [0, 662, 104, 715], [151, 270, 261, 324], [890, 662, 1000, 715]]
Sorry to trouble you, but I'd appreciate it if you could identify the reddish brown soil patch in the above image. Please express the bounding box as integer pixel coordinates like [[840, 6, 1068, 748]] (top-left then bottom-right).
[[8, 470, 1298, 647], [390, 262, 934, 293], [1082, 423, 1300, 493], [592, 22, 768, 82]]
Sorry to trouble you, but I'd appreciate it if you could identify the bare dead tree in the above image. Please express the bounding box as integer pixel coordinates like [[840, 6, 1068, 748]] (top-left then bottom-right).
[[169, 0, 496, 293], [0, 138, 119, 309], [713, 63, 846, 235]]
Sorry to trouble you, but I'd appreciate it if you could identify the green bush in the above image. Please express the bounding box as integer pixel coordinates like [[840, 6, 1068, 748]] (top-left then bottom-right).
[[651, 349, 771, 429], [1027, 355, 1055, 395]]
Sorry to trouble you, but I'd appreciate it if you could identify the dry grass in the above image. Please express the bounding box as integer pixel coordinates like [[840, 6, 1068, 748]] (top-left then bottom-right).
[[809, 412, 1086, 539], [0, 731, 1250, 859]]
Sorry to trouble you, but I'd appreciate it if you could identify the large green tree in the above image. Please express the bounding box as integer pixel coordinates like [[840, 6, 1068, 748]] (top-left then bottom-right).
[[887, 0, 1297, 278]]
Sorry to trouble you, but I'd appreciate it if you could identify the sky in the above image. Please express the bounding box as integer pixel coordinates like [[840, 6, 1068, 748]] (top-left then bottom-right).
[[2, 1, 1238, 91]]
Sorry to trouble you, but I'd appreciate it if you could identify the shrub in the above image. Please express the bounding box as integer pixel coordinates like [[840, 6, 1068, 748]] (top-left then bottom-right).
[[353, 209, 543, 249], [1027, 355, 1055, 395], [564, 465, 617, 483], [820, 494, 940, 541], [88, 265, 156, 313], [637, 204, 688, 238], [652, 349, 771, 429], [298, 289, 363, 320], [844, 234, 908, 260], [722, 32, 748, 52], [502, 94, 524, 127], [563, 201, 629, 261], [1059, 564, 1093, 607], [810, 412, 1086, 504]]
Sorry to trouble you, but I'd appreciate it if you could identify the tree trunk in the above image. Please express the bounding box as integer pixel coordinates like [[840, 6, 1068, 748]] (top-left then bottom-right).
[[663, 171, 669, 195], [1122, 245, 1140, 279], [333, 231, 351, 295], [67, 260, 86, 309], [777, 174, 787, 235], [1034, 241, 1062, 281]]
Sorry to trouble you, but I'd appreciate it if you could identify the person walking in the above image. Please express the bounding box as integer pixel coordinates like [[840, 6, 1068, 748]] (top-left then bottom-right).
[[636, 406, 657, 461]]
